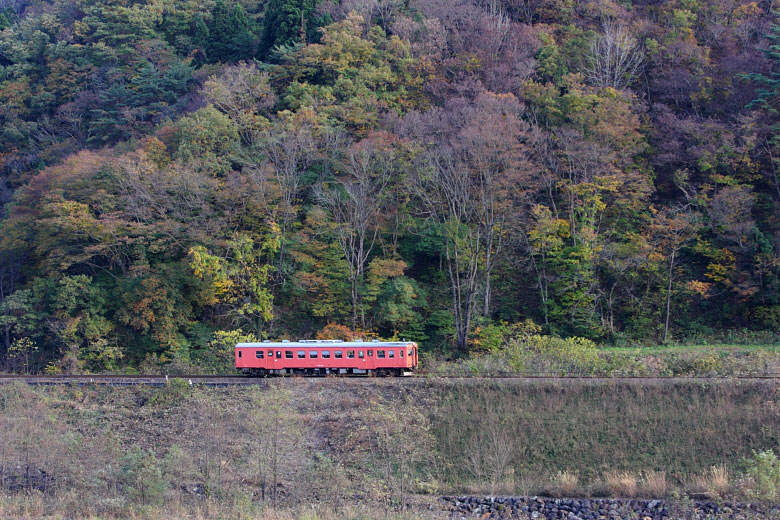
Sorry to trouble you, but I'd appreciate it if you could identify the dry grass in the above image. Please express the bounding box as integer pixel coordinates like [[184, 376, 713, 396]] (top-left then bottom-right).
[[690, 465, 730, 497], [604, 471, 638, 498], [0, 496, 441, 520], [710, 465, 730, 495], [641, 470, 667, 497], [548, 470, 579, 497]]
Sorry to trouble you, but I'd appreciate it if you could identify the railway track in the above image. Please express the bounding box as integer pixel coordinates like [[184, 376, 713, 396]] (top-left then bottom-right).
[[1, 372, 780, 386], [0, 374, 254, 387]]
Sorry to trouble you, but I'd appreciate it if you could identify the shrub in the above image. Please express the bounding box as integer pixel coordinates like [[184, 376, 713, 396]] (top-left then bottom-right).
[[190, 329, 259, 374], [148, 377, 193, 406], [505, 335, 607, 375], [691, 353, 724, 375], [667, 352, 724, 376], [118, 446, 168, 506], [740, 450, 780, 502], [469, 320, 541, 353]]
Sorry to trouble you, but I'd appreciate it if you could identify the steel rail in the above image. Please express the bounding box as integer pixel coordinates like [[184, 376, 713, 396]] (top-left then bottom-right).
[[1, 372, 780, 386]]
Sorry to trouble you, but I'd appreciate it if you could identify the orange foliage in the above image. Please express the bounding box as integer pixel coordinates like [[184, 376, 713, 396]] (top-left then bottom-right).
[[315, 322, 376, 340]]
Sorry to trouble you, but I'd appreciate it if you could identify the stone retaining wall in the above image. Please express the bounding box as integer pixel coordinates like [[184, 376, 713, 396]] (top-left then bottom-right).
[[440, 495, 780, 519]]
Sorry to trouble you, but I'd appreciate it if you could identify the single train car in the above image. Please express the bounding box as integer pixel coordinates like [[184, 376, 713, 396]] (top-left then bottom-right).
[[235, 339, 419, 376]]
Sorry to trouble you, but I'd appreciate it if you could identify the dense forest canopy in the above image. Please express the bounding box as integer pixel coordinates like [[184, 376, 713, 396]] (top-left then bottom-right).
[[0, 0, 779, 372]]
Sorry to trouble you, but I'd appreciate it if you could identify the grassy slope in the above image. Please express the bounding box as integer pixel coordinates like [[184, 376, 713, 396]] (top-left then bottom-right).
[[599, 344, 780, 355], [433, 380, 780, 484], [0, 379, 778, 517]]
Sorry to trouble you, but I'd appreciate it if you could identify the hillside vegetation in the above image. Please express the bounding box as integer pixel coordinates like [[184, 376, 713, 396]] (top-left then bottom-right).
[[1, 0, 780, 371]]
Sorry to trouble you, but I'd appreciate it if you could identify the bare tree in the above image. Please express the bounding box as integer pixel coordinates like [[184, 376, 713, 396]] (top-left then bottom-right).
[[372, 400, 436, 513], [406, 92, 537, 351], [251, 122, 321, 280], [457, 95, 536, 316], [316, 134, 394, 330], [415, 148, 482, 351], [465, 413, 515, 495], [709, 185, 756, 251], [649, 206, 700, 343], [246, 384, 303, 506], [585, 22, 644, 90], [202, 63, 276, 146]]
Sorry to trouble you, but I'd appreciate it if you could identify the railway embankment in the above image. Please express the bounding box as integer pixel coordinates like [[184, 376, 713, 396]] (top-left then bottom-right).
[[0, 378, 778, 518]]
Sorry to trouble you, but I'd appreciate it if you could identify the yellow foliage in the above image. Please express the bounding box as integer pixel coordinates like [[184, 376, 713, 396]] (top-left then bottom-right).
[[687, 280, 713, 298]]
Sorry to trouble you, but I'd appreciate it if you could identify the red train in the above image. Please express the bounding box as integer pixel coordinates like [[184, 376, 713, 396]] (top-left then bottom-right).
[[235, 339, 419, 376]]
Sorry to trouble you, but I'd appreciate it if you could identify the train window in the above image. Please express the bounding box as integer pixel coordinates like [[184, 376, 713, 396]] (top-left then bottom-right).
[[238, 351, 242, 358], [334, 350, 343, 359], [368, 350, 373, 356], [322, 351, 330, 359], [400, 349, 404, 358], [347, 350, 355, 358], [268, 350, 273, 357], [408, 348, 413, 356], [309, 351, 318, 358], [276, 351, 282, 358], [388, 350, 394, 358], [285, 351, 293, 359], [377, 350, 385, 358], [297, 351, 305, 359], [256, 351, 264, 359], [358, 350, 364, 358]]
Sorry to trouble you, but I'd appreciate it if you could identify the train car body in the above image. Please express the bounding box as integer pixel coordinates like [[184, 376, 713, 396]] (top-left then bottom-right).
[[235, 339, 418, 376]]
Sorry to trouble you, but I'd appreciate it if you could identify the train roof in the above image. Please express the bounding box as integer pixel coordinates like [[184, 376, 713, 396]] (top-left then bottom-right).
[[235, 340, 415, 349]]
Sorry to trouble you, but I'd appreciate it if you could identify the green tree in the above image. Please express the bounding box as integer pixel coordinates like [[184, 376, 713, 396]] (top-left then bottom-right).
[[189, 229, 281, 334], [744, 16, 780, 116], [52, 275, 121, 372], [259, 0, 316, 58], [0, 289, 41, 354], [206, 0, 256, 63], [173, 104, 241, 175]]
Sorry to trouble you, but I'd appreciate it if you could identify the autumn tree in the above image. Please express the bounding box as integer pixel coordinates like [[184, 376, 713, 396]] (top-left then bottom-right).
[[251, 113, 324, 281], [585, 23, 644, 90], [649, 206, 701, 342], [202, 63, 276, 146], [406, 92, 537, 351], [189, 229, 281, 334], [315, 133, 393, 330]]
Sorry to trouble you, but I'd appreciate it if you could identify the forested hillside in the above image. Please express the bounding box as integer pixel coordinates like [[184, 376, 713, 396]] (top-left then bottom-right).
[[0, 0, 779, 372]]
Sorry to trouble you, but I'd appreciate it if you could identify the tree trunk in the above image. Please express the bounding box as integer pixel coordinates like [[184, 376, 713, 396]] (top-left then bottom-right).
[[483, 275, 491, 317], [350, 276, 359, 332], [663, 249, 676, 343], [608, 283, 617, 335]]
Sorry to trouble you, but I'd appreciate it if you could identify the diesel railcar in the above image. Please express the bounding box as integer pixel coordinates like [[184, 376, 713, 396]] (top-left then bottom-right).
[[235, 339, 419, 376]]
